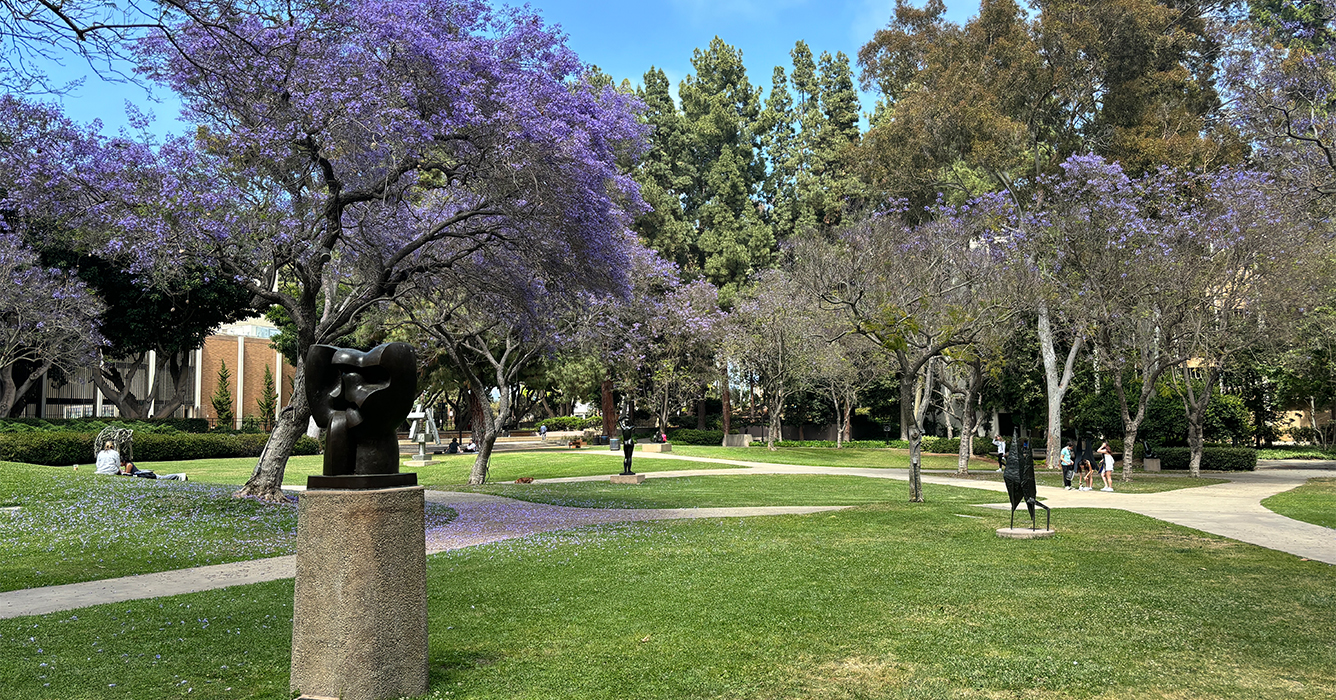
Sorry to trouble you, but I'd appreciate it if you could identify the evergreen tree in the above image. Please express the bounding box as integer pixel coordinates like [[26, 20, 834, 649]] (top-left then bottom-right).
[[257, 364, 279, 432], [212, 361, 234, 431], [634, 67, 696, 269], [679, 37, 774, 304]]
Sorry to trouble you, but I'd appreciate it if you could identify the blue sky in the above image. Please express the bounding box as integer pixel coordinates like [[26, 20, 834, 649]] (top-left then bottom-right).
[[34, 0, 981, 138]]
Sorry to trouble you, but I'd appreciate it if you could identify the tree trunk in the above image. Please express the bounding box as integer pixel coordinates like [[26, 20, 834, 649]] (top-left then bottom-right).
[[92, 353, 151, 419], [956, 362, 981, 475], [235, 355, 310, 502], [1180, 368, 1216, 479], [467, 390, 495, 485], [696, 389, 707, 430], [902, 366, 925, 502], [842, 397, 853, 443], [151, 351, 193, 420], [601, 378, 616, 439], [831, 384, 843, 448], [1038, 302, 1081, 470], [720, 370, 731, 437], [765, 394, 784, 450]]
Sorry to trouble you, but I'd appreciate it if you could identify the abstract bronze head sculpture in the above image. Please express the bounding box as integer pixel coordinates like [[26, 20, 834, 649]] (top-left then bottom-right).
[[1003, 428, 1051, 530], [305, 342, 418, 489]]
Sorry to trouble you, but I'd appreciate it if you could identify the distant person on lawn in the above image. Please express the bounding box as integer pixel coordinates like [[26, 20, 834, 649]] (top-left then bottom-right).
[[120, 460, 188, 481], [95, 441, 122, 475], [1061, 440, 1076, 490]]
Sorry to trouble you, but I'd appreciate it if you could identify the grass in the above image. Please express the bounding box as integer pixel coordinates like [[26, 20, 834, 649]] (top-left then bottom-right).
[[1263, 477, 1336, 529], [667, 444, 989, 469], [945, 469, 1228, 493], [137, 449, 743, 487], [3, 502, 1334, 699], [0, 463, 455, 592], [1257, 446, 1336, 460], [475, 474, 1005, 508]]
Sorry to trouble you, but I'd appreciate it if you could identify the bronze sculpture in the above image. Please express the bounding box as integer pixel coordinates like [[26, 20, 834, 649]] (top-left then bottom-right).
[[305, 342, 418, 489], [1003, 428, 1050, 530]]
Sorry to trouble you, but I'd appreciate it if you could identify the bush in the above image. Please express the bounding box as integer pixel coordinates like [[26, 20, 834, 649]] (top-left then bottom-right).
[[922, 437, 960, 454], [666, 429, 724, 445], [769, 440, 896, 449], [0, 431, 320, 465], [0, 418, 210, 434], [536, 416, 601, 432], [1155, 447, 1257, 472]]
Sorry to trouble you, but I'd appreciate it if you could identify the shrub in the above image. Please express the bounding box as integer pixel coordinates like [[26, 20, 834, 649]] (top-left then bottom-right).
[[769, 440, 896, 449], [922, 437, 960, 454], [0, 431, 320, 465], [666, 429, 724, 445], [1155, 447, 1257, 472], [536, 416, 601, 432], [0, 418, 209, 434]]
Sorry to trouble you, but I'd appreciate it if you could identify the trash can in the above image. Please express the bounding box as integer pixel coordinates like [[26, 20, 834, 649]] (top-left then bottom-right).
[[609, 438, 620, 451]]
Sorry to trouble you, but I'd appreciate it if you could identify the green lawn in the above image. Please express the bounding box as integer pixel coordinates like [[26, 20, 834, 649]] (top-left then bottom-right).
[[0, 463, 455, 592], [476, 474, 1005, 508], [666, 444, 989, 469], [137, 449, 743, 487], [945, 470, 1229, 493], [1262, 477, 1336, 530], [3, 503, 1333, 699]]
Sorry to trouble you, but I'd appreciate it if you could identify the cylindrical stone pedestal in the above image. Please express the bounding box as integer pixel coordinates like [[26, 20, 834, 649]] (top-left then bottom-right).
[[290, 486, 427, 700]]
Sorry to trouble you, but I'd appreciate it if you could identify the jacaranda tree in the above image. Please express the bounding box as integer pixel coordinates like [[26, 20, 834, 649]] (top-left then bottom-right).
[[105, 0, 647, 500]]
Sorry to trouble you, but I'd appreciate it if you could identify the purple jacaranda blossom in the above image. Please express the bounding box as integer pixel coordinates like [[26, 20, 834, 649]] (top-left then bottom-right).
[[8, 0, 654, 499]]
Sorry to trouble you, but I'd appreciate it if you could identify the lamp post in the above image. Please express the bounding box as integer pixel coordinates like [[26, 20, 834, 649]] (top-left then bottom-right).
[[882, 423, 893, 446]]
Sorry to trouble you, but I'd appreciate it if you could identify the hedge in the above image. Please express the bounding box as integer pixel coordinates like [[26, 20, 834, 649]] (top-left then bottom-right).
[[0, 417, 210, 433], [1154, 447, 1257, 472], [0, 431, 320, 466], [534, 416, 602, 432], [665, 429, 724, 445], [770, 440, 890, 449]]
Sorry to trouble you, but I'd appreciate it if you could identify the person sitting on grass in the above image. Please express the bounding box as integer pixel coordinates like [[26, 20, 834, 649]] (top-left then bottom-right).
[[120, 459, 188, 481], [95, 441, 122, 475], [447, 438, 460, 454]]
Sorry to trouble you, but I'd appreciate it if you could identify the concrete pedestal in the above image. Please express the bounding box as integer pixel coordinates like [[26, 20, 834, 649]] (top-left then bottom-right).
[[1142, 458, 1161, 472], [996, 527, 1056, 539], [404, 457, 436, 467], [610, 473, 646, 485], [291, 486, 427, 700], [722, 434, 752, 447], [641, 443, 672, 453]]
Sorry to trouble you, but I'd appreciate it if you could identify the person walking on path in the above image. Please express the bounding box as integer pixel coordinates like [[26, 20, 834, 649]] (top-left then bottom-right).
[[992, 435, 1007, 472], [1061, 440, 1076, 490], [1097, 441, 1115, 491], [540, 424, 548, 442]]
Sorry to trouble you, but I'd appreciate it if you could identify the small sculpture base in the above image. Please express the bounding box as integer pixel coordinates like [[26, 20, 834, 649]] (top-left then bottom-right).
[[641, 443, 672, 453], [996, 527, 1056, 539], [404, 458, 435, 467], [291, 486, 427, 700], [610, 473, 646, 485], [1143, 458, 1161, 472], [307, 473, 417, 490]]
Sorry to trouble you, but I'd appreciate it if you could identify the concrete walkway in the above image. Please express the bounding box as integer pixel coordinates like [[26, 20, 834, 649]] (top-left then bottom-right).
[[2, 453, 1331, 619]]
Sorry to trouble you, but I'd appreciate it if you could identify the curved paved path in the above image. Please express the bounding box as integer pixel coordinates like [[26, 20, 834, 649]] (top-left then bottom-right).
[[0, 489, 846, 619], [543, 451, 1336, 564], [2, 453, 1331, 619]]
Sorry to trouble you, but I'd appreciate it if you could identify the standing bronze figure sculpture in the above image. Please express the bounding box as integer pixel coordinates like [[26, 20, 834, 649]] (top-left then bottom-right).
[[619, 411, 636, 476], [1003, 428, 1051, 530], [305, 342, 418, 489]]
